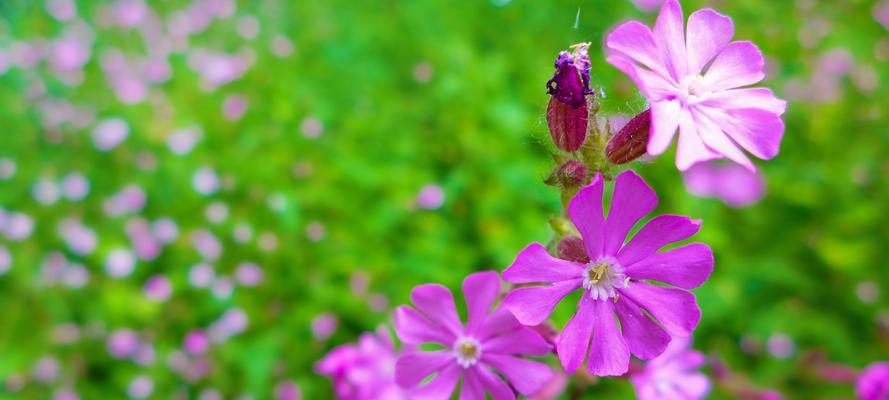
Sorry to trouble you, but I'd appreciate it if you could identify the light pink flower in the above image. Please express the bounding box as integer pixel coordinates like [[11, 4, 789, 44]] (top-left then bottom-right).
[[46, 0, 77, 22], [127, 375, 153, 399], [143, 275, 172, 301], [416, 184, 445, 210], [274, 380, 301, 400], [606, 0, 787, 171], [394, 271, 553, 398], [92, 118, 129, 151], [311, 313, 339, 340], [222, 94, 247, 121], [502, 170, 712, 376], [875, 0, 889, 31], [682, 160, 765, 207], [630, 336, 710, 400]]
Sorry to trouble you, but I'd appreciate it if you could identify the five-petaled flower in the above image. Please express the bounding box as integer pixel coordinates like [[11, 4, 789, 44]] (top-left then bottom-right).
[[394, 271, 553, 399], [606, 0, 787, 171], [502, 170, 713, 376]]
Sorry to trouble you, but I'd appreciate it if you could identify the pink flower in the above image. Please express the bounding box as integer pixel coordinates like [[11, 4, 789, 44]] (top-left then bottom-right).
[[875, 0, 889, 31], [394, 271, 553, 398], [107, 329, 140, 358], [316, 327, 408, 400], [222, 94, 247, 121], [857, 361, 889, 400], [630, 336, 710, 400], [416, 184, 445, 210], [311, 313, 339, 340], [606, 0, 787, 171], [682, 161, 765, 207], [184, 330, 210, 355], [274, 380, 302, 400], [143, 275, 172, 301], [502, 170, 713, 376]]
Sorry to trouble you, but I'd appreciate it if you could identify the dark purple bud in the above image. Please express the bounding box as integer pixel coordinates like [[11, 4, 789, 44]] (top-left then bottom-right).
[[546, 44, 593, 152], [546, 45, 593, 108], [557, 235, 589, 263], [606, 109, 651, 164]]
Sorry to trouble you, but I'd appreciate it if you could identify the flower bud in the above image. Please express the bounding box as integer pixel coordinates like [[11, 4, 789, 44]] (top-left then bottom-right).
[[546, 44, 593, 152], [605, 109, 650, 164], [557, 235, 590, 263], [545, 160, 588, 188]]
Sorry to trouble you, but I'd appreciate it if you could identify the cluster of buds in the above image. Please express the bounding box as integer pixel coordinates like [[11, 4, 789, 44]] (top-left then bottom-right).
[[545, 43, 651, 187]]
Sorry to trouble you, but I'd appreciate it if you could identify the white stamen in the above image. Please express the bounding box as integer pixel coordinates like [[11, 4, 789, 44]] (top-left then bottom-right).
[[453, 337, 482, 368], [582, 257, 629, 300], [678, 74, 712, 105]]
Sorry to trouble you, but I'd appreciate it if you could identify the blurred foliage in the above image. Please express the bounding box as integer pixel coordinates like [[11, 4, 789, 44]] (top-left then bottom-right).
[[0, 0, 887, 398]]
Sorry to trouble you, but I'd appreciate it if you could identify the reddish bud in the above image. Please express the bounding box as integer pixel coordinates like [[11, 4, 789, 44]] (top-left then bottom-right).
[[605, 109, 651, 164], [557, 235, 589, 263], [546, 97, 588, 152], [546, 160, 588, 188]]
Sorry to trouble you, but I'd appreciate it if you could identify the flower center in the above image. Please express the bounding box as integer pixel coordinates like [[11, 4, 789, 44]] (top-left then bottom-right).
[[678, 74, 711, 105], [453, 337, 482, 368], [582, 257, 629, 301]]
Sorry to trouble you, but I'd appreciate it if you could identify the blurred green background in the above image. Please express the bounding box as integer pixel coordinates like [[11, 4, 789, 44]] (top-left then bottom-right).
[[0, 0, 887, 398]]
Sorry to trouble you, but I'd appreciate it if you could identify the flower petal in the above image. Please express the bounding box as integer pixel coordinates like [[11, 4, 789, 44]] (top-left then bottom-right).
[[502, 279, 582, 326], [484, 327, 552, 356], [702, 41, 765, 91], [624, 243, 714, 290], [648, 100, 681, 156], [686, 9, 734, 74], [395, 306, 456, 345], [556, 294, 596, 373], [717, 107, 785, 160], [606, 56, 678, 101], [410, 363, 462, 400], [484, 354, 554, 395], [688, 107, 750, 170], [459, 367, 485, 400], [620, 282, 701, 337], [586, 300, 630, 376], [395, 351, 454, 388], [677, 109, 723, 171], [617, 215, 702, 267], [502, 242, 585, 284], [603, 170, 658, 256], [568, 174, 605, 259], [476, 365, 516, 400], [410, 283, 464, 337], [478, 306, 523, 341], [702, 87, 786, 115], [615, 296, 670, 360], [606, 21, 665, 73], [463, 271, 501, 334], [653, 0, 688, 81]]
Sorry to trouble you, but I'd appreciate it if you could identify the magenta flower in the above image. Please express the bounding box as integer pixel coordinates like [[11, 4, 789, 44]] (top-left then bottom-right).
[[606, 0, 787, 171], [316, 327, 408, 400], [502, 170, 713, 376], [630, 336, 710, 400], [857, 361, 889, 400], [394, 271, 553, 399], [682, 160, 765, 207]]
